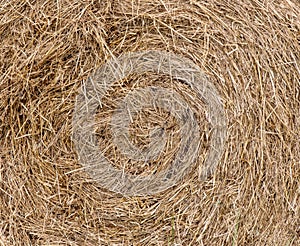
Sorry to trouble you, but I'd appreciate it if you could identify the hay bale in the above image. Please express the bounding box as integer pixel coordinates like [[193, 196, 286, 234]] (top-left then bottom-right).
[[0, 0, 299, 245]]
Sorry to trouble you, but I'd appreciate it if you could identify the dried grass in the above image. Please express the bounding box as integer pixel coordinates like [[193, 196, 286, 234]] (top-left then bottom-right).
[[0, 0, 299, 245]]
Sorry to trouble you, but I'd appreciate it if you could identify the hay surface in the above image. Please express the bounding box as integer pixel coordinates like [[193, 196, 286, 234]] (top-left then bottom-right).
[[95, 71, 207, 177], [0, 0, 299, 245]]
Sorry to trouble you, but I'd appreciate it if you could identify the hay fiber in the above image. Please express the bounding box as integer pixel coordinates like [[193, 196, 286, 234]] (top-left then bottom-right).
[[0, 0, 299, 245]]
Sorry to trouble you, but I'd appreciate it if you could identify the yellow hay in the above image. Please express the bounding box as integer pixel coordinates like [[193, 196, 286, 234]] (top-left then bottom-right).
[[0, 0, 299, 245]]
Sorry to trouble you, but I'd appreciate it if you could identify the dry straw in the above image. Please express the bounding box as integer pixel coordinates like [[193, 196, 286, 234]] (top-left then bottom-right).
[[0, 0, 299, 245], [72, 50, 227, 196]]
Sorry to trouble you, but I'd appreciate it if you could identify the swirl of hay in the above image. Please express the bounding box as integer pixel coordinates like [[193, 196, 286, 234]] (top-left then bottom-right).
[[72, 50, 227, 196]]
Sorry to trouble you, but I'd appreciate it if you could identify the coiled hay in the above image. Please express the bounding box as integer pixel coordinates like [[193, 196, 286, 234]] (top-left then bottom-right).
[[0, 0, 299, 245]]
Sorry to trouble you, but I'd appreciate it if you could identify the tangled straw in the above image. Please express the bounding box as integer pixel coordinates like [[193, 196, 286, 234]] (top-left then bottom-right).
[[72, 50, 227, 196]]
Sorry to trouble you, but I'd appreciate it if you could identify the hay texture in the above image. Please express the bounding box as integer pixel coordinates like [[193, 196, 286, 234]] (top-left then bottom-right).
[[0, 0, 299, 245]]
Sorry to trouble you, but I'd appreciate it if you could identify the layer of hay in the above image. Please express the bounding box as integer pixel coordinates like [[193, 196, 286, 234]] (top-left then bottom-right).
[[95, 71, 208, 177], [0, 0, 299, 245]]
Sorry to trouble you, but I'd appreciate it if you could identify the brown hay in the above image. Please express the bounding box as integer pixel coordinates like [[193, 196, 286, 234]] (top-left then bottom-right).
[[72, 50, 227, 196], [0, 0, 299, 245], [94, 71, 208, 178]]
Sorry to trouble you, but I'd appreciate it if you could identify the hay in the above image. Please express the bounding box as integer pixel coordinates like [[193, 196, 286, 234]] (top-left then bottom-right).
[[0, 0, 299, 245], [72, 50, 227, 196]]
